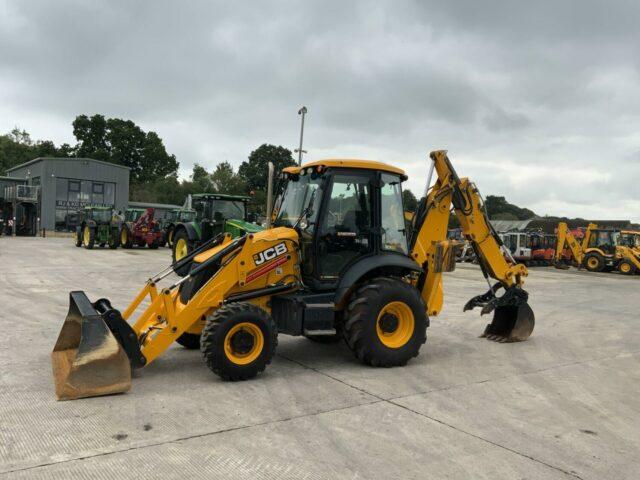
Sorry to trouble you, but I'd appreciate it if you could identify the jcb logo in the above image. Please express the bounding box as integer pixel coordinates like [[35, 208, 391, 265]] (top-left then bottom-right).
[[253, 242, 287, 266]]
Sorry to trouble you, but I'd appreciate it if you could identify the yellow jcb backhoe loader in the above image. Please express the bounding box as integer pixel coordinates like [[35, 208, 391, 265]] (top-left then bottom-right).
[[554, 222, 640, 274], [52, 150, 535, 400], [553, 222, 596, 269]]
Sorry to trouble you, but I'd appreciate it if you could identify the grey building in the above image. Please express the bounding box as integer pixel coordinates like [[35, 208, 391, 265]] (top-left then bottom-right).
[[5, 157, 129, 232], [0, 176, 30, 235]]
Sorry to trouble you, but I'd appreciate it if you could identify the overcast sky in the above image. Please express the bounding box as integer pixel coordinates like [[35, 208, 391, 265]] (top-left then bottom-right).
[[1, 1, 639, 220]]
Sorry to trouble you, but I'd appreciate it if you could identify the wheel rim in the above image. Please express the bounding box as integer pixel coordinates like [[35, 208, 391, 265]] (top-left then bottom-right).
[[121, 229, 127, 244], [168, 230, 173, 245], [376, 301, 415, 349], [224, 322, 264, 365], [83, 226, 90, 245], [587, 257, 598, 269], [175, 238, 188, 260], [621, 263, 631, 273]]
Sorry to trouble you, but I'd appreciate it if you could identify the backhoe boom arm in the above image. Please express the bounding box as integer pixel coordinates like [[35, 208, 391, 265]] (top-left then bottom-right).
[[409, 150, 534, 342]]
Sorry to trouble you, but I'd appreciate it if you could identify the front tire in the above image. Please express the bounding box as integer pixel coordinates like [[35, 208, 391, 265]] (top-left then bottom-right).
[[74, 228, 82, 247], [82, 226, 95, 249], [618, 259, 636, 275], [343, 277, 428, 367], [200, 302, 277, 381], [108, 228, 120, 249], [172, 229, 192, 277], [120, 227, 133, 248]]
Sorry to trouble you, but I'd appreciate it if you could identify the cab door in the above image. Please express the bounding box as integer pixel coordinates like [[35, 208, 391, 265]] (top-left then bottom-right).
[[316, 171, 374, 282]]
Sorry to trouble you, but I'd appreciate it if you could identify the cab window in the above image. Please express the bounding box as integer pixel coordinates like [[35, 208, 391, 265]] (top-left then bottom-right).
[[380, 173, 408, 254]]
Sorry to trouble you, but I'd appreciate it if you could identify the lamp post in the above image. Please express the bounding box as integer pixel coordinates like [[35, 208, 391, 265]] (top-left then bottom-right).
[[295, 106, 308, 166]]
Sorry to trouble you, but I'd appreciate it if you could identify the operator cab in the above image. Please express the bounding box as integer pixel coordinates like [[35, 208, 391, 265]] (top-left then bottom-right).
[[587, 228, 619, 255], [273, 160, 409, 291]]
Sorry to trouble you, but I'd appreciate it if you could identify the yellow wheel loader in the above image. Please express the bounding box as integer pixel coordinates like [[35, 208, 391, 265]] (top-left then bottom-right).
[[52, 150, 535, 400], [554, 222, 640, 274]]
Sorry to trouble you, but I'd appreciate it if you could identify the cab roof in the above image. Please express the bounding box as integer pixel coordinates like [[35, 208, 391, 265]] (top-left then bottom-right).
[[283, 159, 406, 178]]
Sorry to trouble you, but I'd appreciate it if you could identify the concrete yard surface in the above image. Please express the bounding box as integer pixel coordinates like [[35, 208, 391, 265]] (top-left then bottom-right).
[[0, 237, 639, 479]]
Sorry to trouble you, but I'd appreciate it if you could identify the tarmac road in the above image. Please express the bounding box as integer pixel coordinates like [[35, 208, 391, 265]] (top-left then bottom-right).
[[0, 237, 638, 479]]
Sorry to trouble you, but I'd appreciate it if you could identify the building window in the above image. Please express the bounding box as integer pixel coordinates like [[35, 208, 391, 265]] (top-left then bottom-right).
[[54, 177, 117, 231], [80, 181, 91, 204], [104, 183, 115, 206]]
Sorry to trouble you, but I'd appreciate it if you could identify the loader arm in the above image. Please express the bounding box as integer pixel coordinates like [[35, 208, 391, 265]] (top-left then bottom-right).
[[554, 222, 596, 265], [410, 150, 534, 342]]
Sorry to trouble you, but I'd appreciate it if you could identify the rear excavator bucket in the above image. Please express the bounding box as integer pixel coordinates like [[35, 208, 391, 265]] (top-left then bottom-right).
[[51, 292, 131, 400], [464, 284, 535, 343]]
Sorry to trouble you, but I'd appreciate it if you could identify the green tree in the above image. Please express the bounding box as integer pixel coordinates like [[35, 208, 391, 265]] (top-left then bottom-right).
[[402, 188, 418, 212], [210, 161, 247, 195], [238, 144, 295, 192], [190, 163, 213, 193], [72, 114, 179, 183], [73, 114, 109, 161], [0, 128, 73, 174], [485, 195, 535, 220]]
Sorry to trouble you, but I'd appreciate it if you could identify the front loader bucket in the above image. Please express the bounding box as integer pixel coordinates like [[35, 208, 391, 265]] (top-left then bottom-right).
[[482, 302, 535, 343], [51, 291, 131, 400]]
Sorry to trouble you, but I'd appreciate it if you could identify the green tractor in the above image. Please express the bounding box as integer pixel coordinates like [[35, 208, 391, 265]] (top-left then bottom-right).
[[171, 193, 263, 275], [74, 206, 121, 250], [162, 208, 196, 248]]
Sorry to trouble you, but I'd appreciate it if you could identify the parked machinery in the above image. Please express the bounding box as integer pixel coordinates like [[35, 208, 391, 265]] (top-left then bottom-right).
[[52, 150, 535, 400], [171, 193, 263, 275], [554, 222, 640, 274], [74, 207, 121, 250], [161, 208, 196, 248], [620, 229, 640, 254], [120, 208, 163, 249], [500, 231, 532, 265], [530, 232, 556, 266]]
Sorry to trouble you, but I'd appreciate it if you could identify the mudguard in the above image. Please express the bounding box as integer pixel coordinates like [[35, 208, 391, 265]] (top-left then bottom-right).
[[334, 253, 421, 308]]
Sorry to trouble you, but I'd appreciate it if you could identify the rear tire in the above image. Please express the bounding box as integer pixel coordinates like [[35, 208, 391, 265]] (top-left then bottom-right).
[[200, 303, 277, 381], [343, 277, 428, 367], [618, 259, 636, 275], [584, 253, 604, 272], [176, 332, 201, 349]]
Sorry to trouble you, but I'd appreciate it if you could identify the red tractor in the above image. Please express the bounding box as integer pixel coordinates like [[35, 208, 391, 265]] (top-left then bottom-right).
[[120, 207, 163, 249]]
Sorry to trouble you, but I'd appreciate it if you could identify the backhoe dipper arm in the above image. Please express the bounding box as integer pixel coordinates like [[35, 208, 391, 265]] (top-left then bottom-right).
[[554, 222, 596, 265], [410, 150, 534, 342]]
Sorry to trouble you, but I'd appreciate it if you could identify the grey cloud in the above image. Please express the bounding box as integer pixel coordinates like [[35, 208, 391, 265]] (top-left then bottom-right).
[[0, 0, 639, 220]]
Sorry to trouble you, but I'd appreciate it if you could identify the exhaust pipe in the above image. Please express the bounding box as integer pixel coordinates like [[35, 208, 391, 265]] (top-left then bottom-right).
[[265, 161, 274, 229]]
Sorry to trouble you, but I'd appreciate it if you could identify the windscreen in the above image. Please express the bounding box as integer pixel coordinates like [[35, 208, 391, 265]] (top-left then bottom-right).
[[93, 209, 112, 222], [212, 200, 245, 219], [273, 174, 323, 228]]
